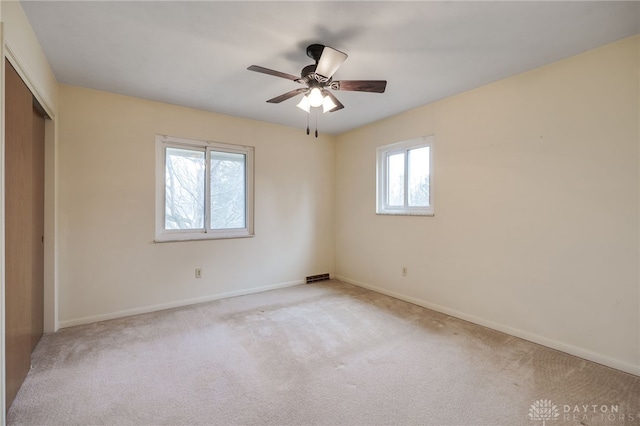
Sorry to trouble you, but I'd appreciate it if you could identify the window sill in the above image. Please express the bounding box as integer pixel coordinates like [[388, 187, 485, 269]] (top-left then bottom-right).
[[376, 208, 434, 216], [376, 212, 434, 217], [154, 233, 254, 243]]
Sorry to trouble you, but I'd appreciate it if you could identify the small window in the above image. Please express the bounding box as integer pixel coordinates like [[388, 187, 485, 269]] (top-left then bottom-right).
[[376, 136, 433, 216], [155, 135, 254, 242]]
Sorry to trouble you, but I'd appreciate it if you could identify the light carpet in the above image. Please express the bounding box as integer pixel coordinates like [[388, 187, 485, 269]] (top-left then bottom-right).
[[7, 280, 640, 425]]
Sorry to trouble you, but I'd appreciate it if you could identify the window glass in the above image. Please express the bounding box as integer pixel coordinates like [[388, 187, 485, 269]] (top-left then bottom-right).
[[210, 152, 246, 229], [156, 135, 255, 242], [387, 152, 405, 207], [165, 147, 205, 230], [408, 146, 430, 207], [376, 136, 433, 216]]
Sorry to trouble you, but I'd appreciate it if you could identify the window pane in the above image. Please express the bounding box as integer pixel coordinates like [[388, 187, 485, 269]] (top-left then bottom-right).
[[408, 146, 430, 207], [210, 151, 246, 230], [387, 152, 405, 207], [165, 147, 205, 230]]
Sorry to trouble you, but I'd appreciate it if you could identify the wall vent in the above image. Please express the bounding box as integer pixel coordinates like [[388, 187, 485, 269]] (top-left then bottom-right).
[[306, 273, 330, 284]]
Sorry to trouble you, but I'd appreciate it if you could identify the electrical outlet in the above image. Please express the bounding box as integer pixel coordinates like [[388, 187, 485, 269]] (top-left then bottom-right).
[[402, 266, 408, 277], [195, 268, 202, 279]]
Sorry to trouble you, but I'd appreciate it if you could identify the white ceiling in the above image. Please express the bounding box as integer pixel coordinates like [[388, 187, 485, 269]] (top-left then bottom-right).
[[21, 1, 639, 135]]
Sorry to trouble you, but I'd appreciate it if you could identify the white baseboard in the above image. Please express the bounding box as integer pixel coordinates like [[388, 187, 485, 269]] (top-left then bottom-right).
[[58, 279, 304, 329], [335, 275, 640, 377]]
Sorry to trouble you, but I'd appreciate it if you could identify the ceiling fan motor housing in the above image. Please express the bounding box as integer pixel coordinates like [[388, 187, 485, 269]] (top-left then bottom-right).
[[301, 64, 317, 79], [306, 44, 325, 62], [300, 64, 329, 88]]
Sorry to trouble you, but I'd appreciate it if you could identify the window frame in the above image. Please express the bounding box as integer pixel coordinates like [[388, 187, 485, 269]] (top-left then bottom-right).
[[155, 135, 255, 242], [376, 136, 434, 216]]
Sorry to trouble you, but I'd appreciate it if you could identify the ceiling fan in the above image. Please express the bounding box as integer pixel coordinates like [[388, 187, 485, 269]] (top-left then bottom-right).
[[248, 44, 387, 120]]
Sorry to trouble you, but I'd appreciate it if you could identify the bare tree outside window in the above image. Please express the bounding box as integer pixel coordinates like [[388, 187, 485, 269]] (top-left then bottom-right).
[[210, 152, 246, 229], [165, 148, 205, 230], [376, 136, 433, 216], [388, 152, 405, 206], [157, 136, 254, 242], [408, 146, 429, 207]]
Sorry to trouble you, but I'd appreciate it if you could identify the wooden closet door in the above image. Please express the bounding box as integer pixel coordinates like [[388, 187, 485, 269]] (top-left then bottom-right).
[[5, 59, 45, 410], [31, 104, 45, 351]]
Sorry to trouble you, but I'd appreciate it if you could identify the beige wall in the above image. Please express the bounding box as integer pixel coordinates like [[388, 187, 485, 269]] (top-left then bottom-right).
[[335, 36, 640, 375], [57, 86, 335, 326]]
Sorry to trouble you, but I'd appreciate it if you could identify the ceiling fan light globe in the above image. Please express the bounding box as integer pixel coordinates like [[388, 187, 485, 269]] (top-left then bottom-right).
[[296, 95, 310, 113], [322, 96, 337, 113], [308, 88, 324, 107]]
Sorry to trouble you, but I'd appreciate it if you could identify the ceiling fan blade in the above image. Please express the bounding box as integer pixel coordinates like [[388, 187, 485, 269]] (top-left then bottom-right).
[[323, 91, 344, 112], [333, 80, 387, 93], [266, 88, 307, 104], [315, 46, 348, 79], [248, 65, 300, 82]]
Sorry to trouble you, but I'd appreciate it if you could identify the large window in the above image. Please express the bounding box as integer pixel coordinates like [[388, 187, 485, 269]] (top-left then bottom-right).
[[376, 136, 433, 216], [155, 135, 254, 241]]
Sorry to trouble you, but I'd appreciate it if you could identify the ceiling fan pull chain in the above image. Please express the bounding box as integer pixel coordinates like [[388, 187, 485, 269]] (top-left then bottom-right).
[[306, 113, 310, 135], [315, 111, 318, 138]]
